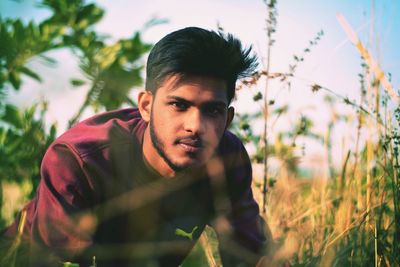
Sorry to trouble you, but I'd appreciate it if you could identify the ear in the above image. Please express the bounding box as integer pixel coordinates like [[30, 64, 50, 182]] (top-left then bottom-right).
[[225, 106, 235, 129], [138, 91, 153, 122]]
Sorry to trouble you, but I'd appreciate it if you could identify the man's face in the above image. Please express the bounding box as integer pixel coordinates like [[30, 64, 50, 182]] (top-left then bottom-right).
[[140, 74, 234, 176]]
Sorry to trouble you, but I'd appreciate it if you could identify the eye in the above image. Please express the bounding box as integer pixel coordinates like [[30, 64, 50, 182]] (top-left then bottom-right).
[[204, 106, 224, 117], [170, 101, 189, 111]]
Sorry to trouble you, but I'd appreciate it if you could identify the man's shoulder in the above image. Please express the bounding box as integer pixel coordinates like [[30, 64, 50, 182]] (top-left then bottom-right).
[[219, 130, 245, 154], [53, 108, 146, 158], [217, 130, 250, 168]]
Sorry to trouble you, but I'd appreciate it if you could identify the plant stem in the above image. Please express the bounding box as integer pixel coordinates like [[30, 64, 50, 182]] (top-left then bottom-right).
[[262, 0, 275, 213]]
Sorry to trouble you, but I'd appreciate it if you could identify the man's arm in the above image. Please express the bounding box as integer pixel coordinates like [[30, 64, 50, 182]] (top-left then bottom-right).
[[29, 143, 95, 265], [213, 132, 273, 266]]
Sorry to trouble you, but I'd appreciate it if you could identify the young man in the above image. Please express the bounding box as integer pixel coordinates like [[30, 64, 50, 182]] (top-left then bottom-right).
[[3, 27, 271, 266]]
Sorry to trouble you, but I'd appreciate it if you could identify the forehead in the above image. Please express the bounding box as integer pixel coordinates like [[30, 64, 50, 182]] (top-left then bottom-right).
[[156, 74, 228, 103]]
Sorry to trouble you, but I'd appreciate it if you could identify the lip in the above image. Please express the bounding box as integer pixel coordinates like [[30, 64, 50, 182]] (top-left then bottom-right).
[[177, 138, 203, 153], [179, 143, 203, 153]]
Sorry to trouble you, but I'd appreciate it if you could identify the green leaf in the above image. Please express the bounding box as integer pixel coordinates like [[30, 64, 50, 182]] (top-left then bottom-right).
[[268, 178, 277, 188], [96, 43, 121, 70], [311, 84, 321, 92], [0, 127, 6, 145], [240, 122, 250, 131], [273, 105, 288, 115], [49, 124, 57, 139], [19, 66, 42, 82], [1, 104, 23, 129], [62, 262, 79, 267], [70, 78, 86, 87], [142, 16, 169, 31], [253, 92, 262, 101], [9, 71, 22, 90], [13, 19, 25, 43], [76, 4, 104, 29], [38, 54, 57, 67], [175, 226, 198, 241]]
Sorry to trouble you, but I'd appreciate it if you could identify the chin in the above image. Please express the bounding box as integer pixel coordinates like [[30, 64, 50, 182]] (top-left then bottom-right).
[[174, 159, 202, 171], [171, 151, 212, 170]]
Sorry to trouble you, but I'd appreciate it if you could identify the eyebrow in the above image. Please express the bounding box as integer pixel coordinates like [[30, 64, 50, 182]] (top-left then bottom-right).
[[166, 96, 228, 108]]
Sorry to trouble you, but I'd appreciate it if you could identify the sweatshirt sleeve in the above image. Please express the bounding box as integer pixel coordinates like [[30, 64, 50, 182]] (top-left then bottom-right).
[[214, 132, 271, 267], [30, 142, 95, 265]]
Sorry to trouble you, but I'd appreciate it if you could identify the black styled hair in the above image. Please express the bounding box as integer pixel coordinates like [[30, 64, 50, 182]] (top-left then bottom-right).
[[145, 27, 258, 103]]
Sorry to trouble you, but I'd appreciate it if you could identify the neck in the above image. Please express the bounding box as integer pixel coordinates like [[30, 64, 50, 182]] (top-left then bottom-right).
[[142, 126, 177, 178]]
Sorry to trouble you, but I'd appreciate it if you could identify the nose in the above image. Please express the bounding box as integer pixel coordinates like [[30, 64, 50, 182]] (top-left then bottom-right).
[[184, 109, 206, 135]]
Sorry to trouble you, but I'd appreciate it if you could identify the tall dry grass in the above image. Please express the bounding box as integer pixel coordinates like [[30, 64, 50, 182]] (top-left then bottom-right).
[[230, 5, 400, 266]]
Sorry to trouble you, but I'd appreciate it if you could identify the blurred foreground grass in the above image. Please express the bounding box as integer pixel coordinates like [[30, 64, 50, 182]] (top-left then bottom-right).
[[1, 0, 399, 266]]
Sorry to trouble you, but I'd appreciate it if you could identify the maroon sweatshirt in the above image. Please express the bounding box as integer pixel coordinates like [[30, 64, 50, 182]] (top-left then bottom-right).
[[3, 108, 268, 267]]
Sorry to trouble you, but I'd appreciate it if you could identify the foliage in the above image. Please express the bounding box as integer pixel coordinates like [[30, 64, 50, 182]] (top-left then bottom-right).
[[175, 226, 199, 241], [232, 1, 400, 266], [0, 103, 57, 229], [0, 0, 152, 232], [67, 30, 152, 126], [0, 103, 56, 185], [0, 17, 56, 93], [1, 0, 399, 266]]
